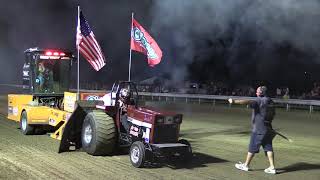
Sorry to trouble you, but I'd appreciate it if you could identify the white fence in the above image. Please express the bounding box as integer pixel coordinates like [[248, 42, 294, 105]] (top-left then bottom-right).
[[4, 84, 320, 112], [138, 92, 320, 113], [71, 89, 320, 113], [4, 84, 317, 112]]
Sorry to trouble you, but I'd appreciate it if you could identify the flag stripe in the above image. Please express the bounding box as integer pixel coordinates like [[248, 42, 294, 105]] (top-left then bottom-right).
[[79, 41, 99, 65], [80, 44, 100, 70], [79, 46, 99, 70], [89, 33, 103, 53], [76, 10, 106, 71], [82, 37, 103, 68], [79, 47, 99, 70], [79, 42, 100, 69], [88, 34, 105, 65], [89, 33, 104, 57], [80, 40, 98, 63], [87, 35, 104, 67]]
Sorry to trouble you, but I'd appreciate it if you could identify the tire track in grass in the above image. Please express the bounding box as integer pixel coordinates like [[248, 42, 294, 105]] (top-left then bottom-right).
[[0, 139, 69, 179], [15, 141, 133, 179], [0, 157, 35, 179], [0, 151, 47, 179], [68, 153, 126, 178], [0, 116, 153, 179], [1, 103, 320, 179], [0, 116, 236, 180], [0, 120, 82, 179]]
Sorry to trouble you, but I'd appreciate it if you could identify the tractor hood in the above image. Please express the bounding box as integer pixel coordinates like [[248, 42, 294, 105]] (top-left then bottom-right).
[[128, 106, 179, 116]]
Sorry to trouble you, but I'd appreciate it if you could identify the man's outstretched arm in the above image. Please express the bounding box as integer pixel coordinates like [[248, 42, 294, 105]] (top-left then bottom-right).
[[228, 98, 252, 105]]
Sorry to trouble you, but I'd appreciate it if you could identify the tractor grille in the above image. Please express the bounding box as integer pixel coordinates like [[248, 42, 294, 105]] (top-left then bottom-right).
[[153, 124, 179, 143]]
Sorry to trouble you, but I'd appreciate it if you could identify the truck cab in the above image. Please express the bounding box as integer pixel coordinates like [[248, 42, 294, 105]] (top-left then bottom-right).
[[8, 47, 75, 136], [22, 47, 74, 95]]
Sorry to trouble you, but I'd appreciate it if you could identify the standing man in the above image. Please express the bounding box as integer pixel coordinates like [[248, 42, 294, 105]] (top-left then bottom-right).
[[228, 86, 277, 174]]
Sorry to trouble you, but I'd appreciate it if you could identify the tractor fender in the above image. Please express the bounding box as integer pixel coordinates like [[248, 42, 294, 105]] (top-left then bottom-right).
[[21, 106, 51, 124], [58, 100, 99, 153]]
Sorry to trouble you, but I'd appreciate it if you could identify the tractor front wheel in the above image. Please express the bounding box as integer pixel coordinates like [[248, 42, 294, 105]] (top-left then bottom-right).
[[20, 111, 35, 135], [129, 141, 146, 168]]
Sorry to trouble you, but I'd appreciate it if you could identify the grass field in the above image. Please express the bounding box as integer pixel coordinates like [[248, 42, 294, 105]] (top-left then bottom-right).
[[0, 97, 319, 179], [146, 102, 320, 179]]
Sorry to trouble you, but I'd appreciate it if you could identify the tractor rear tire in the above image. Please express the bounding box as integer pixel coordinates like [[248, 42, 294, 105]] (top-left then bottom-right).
[[81, 110, 116, 156], [20, 111, 35, 135], [129, 141, 146, 168]]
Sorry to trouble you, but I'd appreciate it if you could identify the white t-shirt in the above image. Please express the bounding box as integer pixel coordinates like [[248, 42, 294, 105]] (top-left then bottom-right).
[[100, 92, 116, 106]]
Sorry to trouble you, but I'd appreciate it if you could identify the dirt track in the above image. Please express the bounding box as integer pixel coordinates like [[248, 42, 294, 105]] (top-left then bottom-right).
[[0, 97, 320, 180]]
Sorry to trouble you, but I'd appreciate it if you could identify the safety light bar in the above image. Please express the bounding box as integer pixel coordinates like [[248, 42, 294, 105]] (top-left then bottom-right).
[[40, 51, 71, 60], [45, 51, 52, 56], [45, 51, 66, 57]]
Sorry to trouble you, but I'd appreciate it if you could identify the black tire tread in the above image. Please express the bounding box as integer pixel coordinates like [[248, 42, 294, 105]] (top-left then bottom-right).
[[20, 111, 35, 135], [130, 141, 146, 168], [84, 110, 116, 156]]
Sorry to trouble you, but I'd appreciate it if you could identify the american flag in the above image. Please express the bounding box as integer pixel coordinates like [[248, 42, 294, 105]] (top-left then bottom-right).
[[76, 11, 106, 71]]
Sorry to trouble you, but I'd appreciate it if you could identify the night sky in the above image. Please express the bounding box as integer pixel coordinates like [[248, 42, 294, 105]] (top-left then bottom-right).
[[0, 0, 319, 93]]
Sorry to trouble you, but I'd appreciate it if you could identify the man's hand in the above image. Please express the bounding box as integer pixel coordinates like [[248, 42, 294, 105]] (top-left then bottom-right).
[[228, 98, 233, 104]]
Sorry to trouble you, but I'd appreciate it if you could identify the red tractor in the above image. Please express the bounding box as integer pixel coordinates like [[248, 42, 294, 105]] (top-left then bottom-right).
[[59, 81, 192, 167]]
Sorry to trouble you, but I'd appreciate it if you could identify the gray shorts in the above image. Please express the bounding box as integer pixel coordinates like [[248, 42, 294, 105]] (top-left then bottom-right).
[[248, 132, 275, 153]]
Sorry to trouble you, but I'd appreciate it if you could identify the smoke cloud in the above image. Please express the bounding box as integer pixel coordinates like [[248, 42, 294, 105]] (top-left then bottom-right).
[[0, 0, 151, 86], [0, 0, 319, 90], [150, 0, 320, 86]]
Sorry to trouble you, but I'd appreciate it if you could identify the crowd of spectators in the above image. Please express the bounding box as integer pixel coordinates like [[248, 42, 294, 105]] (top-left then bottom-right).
[[137, 81, 320, 100], [74, 80, 320, 100], [299, 82, 320, 100], [310, 83, 320, 99]]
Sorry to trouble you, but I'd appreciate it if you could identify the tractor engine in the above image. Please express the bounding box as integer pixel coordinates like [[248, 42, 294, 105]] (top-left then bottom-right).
[[126, 106, 183, 144]]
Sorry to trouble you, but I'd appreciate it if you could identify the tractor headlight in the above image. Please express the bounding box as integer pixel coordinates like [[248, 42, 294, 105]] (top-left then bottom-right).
[[165, 116, 174, 124], [156, 116, 165, 124], [8, 106, 13, 115], [174, 115, 182, 124]]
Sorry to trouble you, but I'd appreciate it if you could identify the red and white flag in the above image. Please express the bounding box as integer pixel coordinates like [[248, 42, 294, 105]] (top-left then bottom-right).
[[130, 18, 162, 67], [76, 11, 106, 71]]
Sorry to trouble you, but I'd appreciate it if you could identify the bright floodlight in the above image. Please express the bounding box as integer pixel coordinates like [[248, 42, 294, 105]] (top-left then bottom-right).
[[45, 51, 52, 56]]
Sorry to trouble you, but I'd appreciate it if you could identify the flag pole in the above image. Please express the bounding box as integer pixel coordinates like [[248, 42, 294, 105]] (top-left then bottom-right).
[[128, 12, 134, 82], [77, 6, 80, 100]]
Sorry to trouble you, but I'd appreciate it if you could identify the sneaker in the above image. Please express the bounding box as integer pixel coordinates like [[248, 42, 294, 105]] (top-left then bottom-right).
[[264, 167, 276, 174], [235, 162, 249, 171]]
